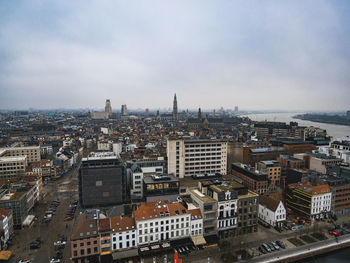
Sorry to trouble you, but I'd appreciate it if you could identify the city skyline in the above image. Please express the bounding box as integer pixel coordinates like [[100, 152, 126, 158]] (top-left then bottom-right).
[[1, 1, 350, 111]]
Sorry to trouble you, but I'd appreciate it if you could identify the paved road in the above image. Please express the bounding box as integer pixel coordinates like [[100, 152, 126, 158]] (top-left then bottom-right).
[[9, 165, 79, 263], [242, 233, 350, 263]]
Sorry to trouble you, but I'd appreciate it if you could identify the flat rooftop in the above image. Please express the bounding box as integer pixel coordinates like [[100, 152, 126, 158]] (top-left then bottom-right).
[[189, 188, 215, 203], [82, 152, 119, 161], [143, 174, 179, 184], [211, 181, 244, 192], [238, 190, 259, 199]]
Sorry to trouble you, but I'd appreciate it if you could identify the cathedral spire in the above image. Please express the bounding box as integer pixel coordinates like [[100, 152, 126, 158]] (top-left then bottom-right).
[[173, 93, 178, 120]]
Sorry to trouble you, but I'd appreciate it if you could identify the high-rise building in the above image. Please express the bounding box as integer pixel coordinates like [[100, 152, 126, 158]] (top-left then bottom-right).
[[121, 104, 128, 116], [167, 138, 227, 178], [105, 99, 112, 117], [234, 106, 239, 112], [78, 152, 127, 208], [173, 93, 178, 120]]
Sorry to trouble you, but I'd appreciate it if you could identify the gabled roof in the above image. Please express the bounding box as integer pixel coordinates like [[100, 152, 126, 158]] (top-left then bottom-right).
[[259, 195, 282, 212]]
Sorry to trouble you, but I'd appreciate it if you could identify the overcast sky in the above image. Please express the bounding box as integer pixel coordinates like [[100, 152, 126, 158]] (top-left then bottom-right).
[[0, 0, 349, 111]]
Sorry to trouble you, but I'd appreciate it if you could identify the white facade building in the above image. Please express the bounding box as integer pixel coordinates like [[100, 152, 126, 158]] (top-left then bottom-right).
[[133, 200, 191, 245], [110, 216, 137, 251], [311, 192, 332, 219], [258, 196, 286, 227], [130, 164, 144, 199], [167, 138, 227, 178]]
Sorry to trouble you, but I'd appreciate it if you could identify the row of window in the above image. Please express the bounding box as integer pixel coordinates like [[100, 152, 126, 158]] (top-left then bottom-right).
[[139, 229, 189, 243], [73, 247, 98, 257], [185, 148, 222, 153], [139, 223, 189, 234], [138, 217, 189, 229]]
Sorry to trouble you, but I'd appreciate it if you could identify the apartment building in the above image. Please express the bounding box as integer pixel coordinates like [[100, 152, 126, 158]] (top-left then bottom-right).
[[231, 163, 269, 195], [309, 154, 343, 174], [286, 182, 332, 219], [256, 160, 281, 187], [199, 181, 238, 238], [133, 200, 191, 246], [188, 188, 217, 236], [0, 156, 27, 181], [98, 215, 138, 261], [71, 211, 100, 263], [0, 146, 41, 163], [130, 164, 144, 200], [167, 138, 227, 178]]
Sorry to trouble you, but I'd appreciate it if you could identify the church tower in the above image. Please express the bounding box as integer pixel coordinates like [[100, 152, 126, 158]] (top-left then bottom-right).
[[173, 93, 178, 120]]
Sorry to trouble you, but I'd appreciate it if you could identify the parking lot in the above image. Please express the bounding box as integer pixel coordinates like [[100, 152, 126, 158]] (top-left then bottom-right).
[[8, 168, 79, 263]]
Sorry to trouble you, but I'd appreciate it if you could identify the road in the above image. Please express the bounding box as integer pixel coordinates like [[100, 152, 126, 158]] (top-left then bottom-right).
[[9, 165, 79, 263], [242, 233, 350, 263]]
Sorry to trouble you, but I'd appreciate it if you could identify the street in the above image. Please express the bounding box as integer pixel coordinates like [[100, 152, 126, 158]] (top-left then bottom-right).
[[9, 166, 79, 263]]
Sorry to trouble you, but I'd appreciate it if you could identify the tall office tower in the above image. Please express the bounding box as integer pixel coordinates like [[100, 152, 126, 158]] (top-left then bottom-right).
[[121, 104, 128, 116], [173, 93, 178, 120], [234, 106, 239, 112], [198, 107, 202, 119], [78, 152, 127, 208], [167, 138, 228, 178], [105, 99, 112, 116], [145, 108, 149, 117]]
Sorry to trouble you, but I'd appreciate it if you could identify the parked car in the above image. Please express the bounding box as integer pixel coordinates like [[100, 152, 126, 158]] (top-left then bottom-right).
[[329, 230, 340, 237], [271, 242, 280, 250], [267, 243, 275, 251], [259, 246, 267, 254], [64, 216, 73, 221], [262, 243, 271, 252], [18, 259, 32, 263], [50, 258, 60, 263], [276, 240, 285, 249], [29, 241, 40, 249]]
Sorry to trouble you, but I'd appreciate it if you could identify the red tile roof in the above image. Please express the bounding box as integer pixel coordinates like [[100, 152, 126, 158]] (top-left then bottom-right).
[[188, 209, 202, 220], [133, 200, 188, 221]]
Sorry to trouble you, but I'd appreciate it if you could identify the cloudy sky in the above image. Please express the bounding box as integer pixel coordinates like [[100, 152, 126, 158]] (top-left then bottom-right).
[[0, 0, 349, 111]]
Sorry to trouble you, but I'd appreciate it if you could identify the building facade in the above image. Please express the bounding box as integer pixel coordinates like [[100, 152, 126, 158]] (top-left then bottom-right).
[[79, 152, 127, 208], [167, 138, 227, 178], [133, 200, 191, 246]]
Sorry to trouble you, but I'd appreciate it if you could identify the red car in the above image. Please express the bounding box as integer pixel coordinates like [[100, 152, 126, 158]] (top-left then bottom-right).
[[329, 230, 340, 236], [64, 216, 73, 221]]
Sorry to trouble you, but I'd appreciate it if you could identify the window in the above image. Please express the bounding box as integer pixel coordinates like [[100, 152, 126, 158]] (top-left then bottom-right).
[[74, 251, 77, 257], [87, 248, 91, 254], [80, 249, 85, 255]]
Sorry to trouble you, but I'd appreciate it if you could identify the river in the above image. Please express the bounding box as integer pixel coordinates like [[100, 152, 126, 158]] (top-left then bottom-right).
[[294, 247, 349, 263], [243, 113, 350, 139]]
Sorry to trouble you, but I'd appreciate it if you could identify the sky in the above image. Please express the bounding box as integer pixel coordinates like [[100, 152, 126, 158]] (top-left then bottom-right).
[[0, 0, 350, 111]]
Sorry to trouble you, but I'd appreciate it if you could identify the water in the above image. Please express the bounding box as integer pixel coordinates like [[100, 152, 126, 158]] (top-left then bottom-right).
[[244, 113, 350, 139], [295, 247, 349, 263]]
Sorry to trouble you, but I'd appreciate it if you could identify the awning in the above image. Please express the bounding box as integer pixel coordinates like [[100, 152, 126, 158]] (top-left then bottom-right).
[[112, 248, 139, 260], [0, 251, 12, 260], [191, 235, 206, 246]]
